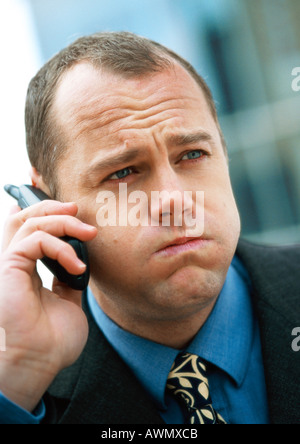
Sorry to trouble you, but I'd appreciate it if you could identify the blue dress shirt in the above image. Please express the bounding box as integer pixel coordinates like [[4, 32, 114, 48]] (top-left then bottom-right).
[[0, 256, 270, 424], [0, 393, 45, 424], [87, 256, 270, 425]]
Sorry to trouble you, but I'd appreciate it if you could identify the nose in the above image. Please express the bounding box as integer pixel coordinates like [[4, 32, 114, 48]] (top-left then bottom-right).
[[149, 167, 193, 229]]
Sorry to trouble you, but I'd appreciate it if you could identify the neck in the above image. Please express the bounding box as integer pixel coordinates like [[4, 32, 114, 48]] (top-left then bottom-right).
[[89, 284, 217, 349]]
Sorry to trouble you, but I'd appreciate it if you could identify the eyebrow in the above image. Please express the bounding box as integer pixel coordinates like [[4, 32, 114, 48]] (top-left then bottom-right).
[[87, 148, 141, 178], [85, 130, 213, 180], [166, 130, 213, 146]]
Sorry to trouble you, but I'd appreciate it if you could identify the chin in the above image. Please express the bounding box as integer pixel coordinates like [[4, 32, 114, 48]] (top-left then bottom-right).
[[148, 265, 225, 316], [172, 264, 224, 293]]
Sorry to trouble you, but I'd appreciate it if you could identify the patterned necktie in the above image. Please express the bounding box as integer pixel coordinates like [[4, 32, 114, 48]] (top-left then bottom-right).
[[167, 352, 227, 424]]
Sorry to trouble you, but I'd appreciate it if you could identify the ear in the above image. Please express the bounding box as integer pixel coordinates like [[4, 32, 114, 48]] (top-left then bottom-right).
[[29, 167, 51, 196]]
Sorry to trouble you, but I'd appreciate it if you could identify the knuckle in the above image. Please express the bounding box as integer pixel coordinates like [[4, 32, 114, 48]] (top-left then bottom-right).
[[40, 200, 68, 214], [5, 213, 23, 230], [64, 215, 80, 229], [22, 217, 36, 231], [38, 200, 57, 212], [30, 230, 47, 244]]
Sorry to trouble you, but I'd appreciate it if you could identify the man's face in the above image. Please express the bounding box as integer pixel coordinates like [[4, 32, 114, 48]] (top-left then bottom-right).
[[52, 62, 241, 322]]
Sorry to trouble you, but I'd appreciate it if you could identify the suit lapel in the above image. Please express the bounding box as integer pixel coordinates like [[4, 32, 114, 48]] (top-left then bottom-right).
[[48, 294, 165, 424], [237, 240, 300, 424]]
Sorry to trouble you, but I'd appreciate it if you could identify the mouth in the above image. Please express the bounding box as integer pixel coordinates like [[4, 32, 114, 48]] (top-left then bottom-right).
[[154, 236, 210, 257]]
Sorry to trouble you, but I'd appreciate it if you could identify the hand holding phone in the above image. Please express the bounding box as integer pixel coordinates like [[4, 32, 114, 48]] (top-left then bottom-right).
[[0, 185, 97, 411], [4, 184, 90, 291]]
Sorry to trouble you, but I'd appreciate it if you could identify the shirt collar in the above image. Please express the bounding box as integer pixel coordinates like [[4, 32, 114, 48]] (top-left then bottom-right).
[[87, 255, 253, 410]]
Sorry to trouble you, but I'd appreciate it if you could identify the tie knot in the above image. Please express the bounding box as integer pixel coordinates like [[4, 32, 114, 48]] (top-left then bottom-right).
[[167, 353, 210, 407], [166, 352, 226, 424]]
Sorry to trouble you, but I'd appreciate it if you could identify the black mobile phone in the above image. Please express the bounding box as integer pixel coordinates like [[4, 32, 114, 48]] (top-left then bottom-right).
[[4, 184, 90, 291]]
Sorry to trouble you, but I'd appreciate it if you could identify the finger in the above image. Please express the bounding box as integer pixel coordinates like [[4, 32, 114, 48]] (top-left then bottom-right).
[[1, 206, 22, 252], [6, 231, 87, 277], [9, 215, 97, 247], [2, 201, 78, 251], [9, 205, 21, 215]]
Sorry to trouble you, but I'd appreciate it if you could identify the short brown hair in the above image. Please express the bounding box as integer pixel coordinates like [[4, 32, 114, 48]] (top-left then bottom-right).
[[25, 31, 225, 195]]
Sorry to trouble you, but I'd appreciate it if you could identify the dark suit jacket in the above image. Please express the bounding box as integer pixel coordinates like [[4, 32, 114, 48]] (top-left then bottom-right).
[[44, 240, 300, 424]]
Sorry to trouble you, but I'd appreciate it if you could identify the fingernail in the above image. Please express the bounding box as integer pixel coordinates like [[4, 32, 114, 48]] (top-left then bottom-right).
[[82, 223, 96, 231], [77, 260, 87, 270]]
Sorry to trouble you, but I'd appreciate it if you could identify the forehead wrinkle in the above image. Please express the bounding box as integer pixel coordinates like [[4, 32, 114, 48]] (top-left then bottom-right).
[[55, 63, 215, 152], [64, 81, 200, 141], [77, 101, 193, 142], [72, 101, 132, 141], [129, 97, 190, 123]]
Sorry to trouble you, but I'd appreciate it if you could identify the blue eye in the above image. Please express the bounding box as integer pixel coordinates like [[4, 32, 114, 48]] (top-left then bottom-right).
[[109, 167, 133, 180], [182, 150, 203, 160]]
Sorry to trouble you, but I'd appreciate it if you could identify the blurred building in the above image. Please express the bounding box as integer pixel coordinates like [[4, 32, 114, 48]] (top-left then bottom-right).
[[28, 0, 300, 245]]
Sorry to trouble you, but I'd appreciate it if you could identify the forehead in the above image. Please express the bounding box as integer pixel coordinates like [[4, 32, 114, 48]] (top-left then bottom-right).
[[53, 61, 213, 139], [54, 60, 203, 104]]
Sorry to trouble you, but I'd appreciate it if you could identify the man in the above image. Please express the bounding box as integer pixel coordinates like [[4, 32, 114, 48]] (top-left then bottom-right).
[[0, 32, 299, 425]]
